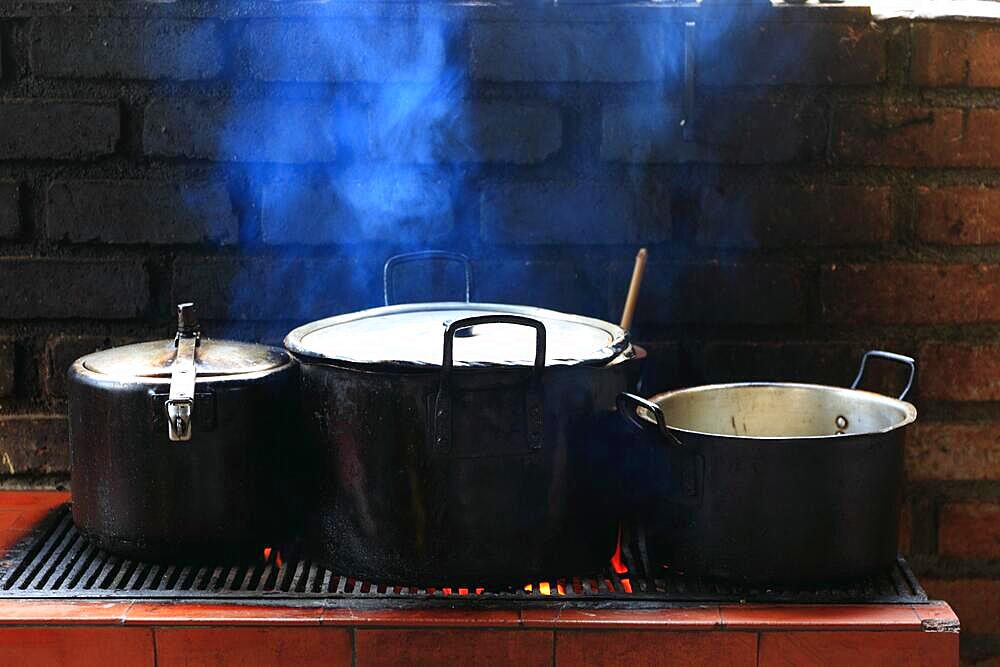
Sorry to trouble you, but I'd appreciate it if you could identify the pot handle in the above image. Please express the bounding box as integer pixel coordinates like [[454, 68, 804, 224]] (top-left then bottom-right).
[[383, 250, 472, 306], [850, 350, 916, 401], [616, 392, 683, 446], [434, 314, 546, 454]]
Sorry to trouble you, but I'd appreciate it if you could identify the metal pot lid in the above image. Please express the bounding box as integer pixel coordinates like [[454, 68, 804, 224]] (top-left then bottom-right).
[[285, 302, 630, 368], [81, 338, 290, 379]]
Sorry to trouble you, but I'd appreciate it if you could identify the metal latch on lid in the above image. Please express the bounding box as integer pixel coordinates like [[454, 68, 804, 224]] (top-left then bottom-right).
[[166, 302, 200, 442]]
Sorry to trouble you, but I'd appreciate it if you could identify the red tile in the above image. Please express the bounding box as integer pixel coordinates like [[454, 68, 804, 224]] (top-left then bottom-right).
[[356, 628, 552, 667], [759, 630, 959, 666], [155, 627, 351, 667], [0, 491, 70, 508], [720, 604, 922, 630], [124, 602, 325, 625], [349, 607, 520, 627], [556, 630, 757, 666], [319, 606, 358, 626], [0, 626, 154, 666], [0, 510, 25, 530], [0, 600, 130, 624], [531, 606, 722, 629], [912, 602, 961, 630], [520, 608, 561, 627]]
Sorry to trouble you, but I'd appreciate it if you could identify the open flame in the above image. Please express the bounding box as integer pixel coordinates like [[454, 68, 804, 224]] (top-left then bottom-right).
[[262, 546, 284, 569]]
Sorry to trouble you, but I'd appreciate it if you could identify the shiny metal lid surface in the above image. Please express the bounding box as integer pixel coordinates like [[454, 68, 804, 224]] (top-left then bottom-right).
[[285, 302, 630, 369], [81, 339, 291, 379]]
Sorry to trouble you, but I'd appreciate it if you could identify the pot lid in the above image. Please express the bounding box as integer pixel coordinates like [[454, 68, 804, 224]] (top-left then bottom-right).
[[81, 338, 290, 379], [284, 302, 630, 368]]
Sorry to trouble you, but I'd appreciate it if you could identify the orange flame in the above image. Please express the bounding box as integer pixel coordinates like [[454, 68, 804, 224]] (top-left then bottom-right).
[[262, 547, 285, 569], [610, 524, 628, 574]]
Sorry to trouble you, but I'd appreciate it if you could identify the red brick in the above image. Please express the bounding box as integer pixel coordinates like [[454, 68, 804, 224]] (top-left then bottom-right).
[[556, 630, 757, 666], [939, 502, 1000, 559], [920, 343, 1000, 401], [154, 627, 349, 666], [0, 415, 70, 476], [916, 186, 1000, 245], [758, 630, 958, 667], [603, 99, 824, 164], [821, 264, 1000, 324], [0, 627, 154, 666], [913, 23, 1000, 87], [355, 629, 552, 667], [699, 22, 886, 86], [906, 422, 1000, 481], [832, 105, 1000, 167], [698, 183, 891, 248], [922, 579, 1000, 634]]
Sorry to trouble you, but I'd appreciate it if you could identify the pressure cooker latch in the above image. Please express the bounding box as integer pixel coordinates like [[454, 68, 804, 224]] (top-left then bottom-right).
[[166, 303, 201, 442]]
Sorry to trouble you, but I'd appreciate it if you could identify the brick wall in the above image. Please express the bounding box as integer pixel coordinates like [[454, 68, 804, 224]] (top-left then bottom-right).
[[0, 1, 998, 661]]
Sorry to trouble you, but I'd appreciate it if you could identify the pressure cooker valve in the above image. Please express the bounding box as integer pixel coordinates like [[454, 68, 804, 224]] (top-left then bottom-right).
[[166, 303, 201, 442]]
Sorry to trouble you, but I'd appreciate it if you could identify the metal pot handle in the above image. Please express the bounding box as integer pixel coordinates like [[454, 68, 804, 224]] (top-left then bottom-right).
[[616, 392, 683, 447], [434, 314, 546, 454], [383, 250, 472, 306], [850, 350, 916, 401]]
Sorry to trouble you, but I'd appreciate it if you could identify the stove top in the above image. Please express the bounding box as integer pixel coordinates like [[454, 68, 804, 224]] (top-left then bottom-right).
[[0, 505, 927, 605]]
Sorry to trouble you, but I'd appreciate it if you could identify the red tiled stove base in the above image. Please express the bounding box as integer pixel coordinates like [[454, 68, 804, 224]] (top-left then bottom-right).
[[0, 492, 960, 667]]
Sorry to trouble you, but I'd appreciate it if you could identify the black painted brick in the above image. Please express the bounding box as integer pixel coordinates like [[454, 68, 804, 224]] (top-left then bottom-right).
[[143, 98, 339, 163], [236, 20, 451, 82], [469, 21, 683, 83], [0, 183, 18, 239], [697, 183, 893, 248], [0, 415, 69, 475], [601, 100, 824, 164], [472, 259, 613, 321], [30, 18, 223, 80], [173, 257, 374, 321], [0, 101, 119, 160], [0, 259, 148, 320], [369, 101, 562, 164], [46, 180, 237, 245], [261, 173, 453, 245], [610, 261, 807, 326], [696, 22, 886, 86], [45, 335, 121, 398], [480, 180, 670, 245], [0, 339, 13, 398]]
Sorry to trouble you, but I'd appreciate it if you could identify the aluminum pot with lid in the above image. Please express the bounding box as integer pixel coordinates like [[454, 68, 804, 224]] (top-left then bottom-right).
[[69, 303, 299, 561], [617, 351, 917, 584], [283, 252, 645, 585]]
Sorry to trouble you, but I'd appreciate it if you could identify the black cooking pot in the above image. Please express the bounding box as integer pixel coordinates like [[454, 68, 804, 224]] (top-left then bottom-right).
[[69, 304, 299, 561], [284, 256, 643, 585], [617, 351, 916, 584]]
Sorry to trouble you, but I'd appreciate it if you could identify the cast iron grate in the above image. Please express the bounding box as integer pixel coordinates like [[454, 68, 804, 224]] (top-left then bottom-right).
[[0, 505, 927, 604]]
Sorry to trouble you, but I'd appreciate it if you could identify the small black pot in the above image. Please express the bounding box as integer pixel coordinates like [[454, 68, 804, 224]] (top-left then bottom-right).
[[69, 304, 299, 562], [617, 351, 917, 584]]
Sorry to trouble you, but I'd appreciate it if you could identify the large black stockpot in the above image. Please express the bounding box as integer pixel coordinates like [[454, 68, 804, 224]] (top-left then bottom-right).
[[285, 300, 643, 586], [69, 304, 299, 561], [617, 351, 917, 584]]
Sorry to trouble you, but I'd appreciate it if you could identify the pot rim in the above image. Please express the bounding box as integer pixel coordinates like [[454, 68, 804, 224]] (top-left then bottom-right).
[[642, 381, 917, 441], [68, 357, 296, 385]]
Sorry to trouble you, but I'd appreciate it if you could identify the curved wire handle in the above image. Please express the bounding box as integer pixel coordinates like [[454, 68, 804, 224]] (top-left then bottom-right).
[[383, 251, 472, 306], [850, 350, 916, 401]]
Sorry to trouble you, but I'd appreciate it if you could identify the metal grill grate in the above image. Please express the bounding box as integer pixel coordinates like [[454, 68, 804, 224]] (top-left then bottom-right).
[[0, 505, 927, 604]]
